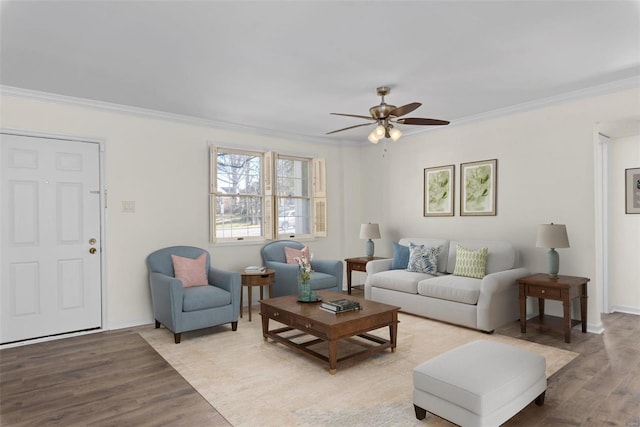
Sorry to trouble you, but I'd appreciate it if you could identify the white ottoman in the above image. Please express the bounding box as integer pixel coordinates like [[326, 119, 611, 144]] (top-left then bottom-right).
[[413, 340, 546, 427]]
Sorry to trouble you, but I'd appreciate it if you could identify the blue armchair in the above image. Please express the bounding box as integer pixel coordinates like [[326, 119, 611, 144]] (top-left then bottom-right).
[[146, 246, 241, 343], [261, 240, 343, 297]]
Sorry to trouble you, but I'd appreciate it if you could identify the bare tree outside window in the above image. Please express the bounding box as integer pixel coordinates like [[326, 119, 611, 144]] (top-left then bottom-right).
[[215, 150, 263, 238]]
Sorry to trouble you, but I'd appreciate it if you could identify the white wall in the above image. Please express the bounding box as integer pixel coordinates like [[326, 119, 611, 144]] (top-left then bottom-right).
[[608, 134, 640, 313], [2, 87, 639, 332], [358, 88, 640, 330], [0, 94, 352, 329]]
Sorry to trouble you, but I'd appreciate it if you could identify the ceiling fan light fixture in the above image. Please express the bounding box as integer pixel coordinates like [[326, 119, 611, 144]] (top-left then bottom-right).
[[389, 127, 402, 141], [368, 131, 380, 144], [374, 124, 386, 138]]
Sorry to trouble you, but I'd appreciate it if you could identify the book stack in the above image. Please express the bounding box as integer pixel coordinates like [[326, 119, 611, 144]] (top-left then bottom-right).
[[320, 298, 362, 314]]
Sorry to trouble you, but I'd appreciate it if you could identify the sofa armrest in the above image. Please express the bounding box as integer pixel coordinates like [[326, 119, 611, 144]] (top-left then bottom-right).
[[478, 267, 530, 300], [476, 267, 529, 332], [208, 267, 241, 312], [149, 272, 184, 331], [363, 259, 394, 299], [311, 259, 343, 278], [366, 258, 393, 275]]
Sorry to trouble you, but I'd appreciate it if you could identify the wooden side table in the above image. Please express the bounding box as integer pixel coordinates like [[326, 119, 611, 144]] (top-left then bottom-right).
[[240, 269, 275, 321], [344, 257, 386, 295], [517, 273, 590, 343]]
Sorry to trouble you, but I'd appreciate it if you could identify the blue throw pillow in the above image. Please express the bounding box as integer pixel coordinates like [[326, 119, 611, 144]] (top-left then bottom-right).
[[391, 242, 410, 270]]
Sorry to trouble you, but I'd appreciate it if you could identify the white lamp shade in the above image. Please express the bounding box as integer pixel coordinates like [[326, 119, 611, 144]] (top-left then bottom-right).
[[536, 223, 570, 248], [374, 125, 386, 138], [359, 223, 381, 240], [389, 127, 402, 141], [368, 131, 380, 144]]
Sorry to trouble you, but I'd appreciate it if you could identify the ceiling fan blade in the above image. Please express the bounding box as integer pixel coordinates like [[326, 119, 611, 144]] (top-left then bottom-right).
[[330, 113, 376, 120], [395, 117, 450, 126], [326, 122, 374, 135], [390, 102, 421, 117]]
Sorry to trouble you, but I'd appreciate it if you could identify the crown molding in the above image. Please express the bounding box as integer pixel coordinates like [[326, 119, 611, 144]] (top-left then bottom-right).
[[404, 76, 640, 138], [3, 77, 638, 145], [0, 85, 354, 146]]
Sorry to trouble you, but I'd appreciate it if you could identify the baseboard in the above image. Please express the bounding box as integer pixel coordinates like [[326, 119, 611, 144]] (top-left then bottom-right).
[[107, 317, 155, 331], [609, 305, 640, 316]]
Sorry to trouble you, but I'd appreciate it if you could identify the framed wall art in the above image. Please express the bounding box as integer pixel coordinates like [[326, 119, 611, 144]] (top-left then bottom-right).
[[460, 159, 497, 216], [626, 167, 640, 214], [423, 164, 454, 217]]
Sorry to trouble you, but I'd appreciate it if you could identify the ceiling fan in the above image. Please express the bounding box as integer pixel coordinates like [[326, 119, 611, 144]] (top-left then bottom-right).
[[327, 86, 450, 143]]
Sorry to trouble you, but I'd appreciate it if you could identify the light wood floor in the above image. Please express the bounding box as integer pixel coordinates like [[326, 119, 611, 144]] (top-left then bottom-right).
[[1, 291, 639, 426]]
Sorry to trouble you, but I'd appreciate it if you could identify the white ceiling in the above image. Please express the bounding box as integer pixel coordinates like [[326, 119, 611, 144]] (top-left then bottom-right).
[[1, 1, 639, 143]]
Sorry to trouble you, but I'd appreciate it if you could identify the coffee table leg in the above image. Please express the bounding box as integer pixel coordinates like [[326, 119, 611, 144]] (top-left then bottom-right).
[[261, 314, 269, 341], [390, 314, 398, 353], [328, 340, 338, 374]]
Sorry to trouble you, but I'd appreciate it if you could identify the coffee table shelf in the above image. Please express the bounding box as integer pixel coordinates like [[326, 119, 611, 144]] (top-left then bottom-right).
[[260, 290, 399, 374]]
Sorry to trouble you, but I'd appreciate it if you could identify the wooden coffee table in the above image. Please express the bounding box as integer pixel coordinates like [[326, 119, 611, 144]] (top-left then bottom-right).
[[260, 290, 400, 374]]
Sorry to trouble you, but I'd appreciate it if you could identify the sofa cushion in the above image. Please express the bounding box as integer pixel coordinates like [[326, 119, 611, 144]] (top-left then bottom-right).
[[369, 269, 434, 294], [391, 242, 410, 270], [183, 285, 231, 311], [453, 245, 488, 279], [447, 240, 516, 274], [407, 243, 440, 274], [417, 274, 481, 305], [399, 238, 449, 272]]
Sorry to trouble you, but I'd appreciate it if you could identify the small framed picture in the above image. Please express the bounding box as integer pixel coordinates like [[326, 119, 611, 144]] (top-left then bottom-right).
[[424, 165, 454, 217], [460, 159, 497, 216], [626, 167, 640, 214]]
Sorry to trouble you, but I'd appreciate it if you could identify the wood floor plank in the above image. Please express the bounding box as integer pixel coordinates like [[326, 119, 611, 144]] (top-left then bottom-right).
[[497, 312, 640, 427], [0, 330, 230, 427], [2, 309, 639, 426]]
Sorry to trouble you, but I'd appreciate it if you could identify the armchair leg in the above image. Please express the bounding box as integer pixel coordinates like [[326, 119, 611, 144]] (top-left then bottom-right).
[[231, 321, 238, 331], [174, 333, 181, 344], [155, 320, 160, 329]]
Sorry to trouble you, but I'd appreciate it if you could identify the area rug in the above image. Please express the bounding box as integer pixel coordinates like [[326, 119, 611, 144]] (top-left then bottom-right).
[[139, 312, 578, 427]]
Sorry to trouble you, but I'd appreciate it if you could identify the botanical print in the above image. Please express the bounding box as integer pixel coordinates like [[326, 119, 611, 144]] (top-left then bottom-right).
[[461, 159, 497, 216], [424, 165, 454, 217]]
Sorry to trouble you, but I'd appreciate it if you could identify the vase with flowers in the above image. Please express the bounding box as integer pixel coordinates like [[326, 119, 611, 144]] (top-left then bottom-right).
[[295, 254, 314, 302]]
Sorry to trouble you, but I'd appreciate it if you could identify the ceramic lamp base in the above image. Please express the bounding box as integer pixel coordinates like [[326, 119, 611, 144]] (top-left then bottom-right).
[[547, 248, 559, 277], [366, 239, 375, 257]]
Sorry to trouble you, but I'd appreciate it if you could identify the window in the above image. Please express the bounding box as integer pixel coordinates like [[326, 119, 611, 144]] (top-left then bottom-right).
[[211, 148, 264, 241], [276, 155, 311, 236], [210, 146, 326, 242]]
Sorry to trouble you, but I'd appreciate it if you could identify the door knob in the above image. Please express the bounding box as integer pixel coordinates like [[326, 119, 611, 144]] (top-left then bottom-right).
[[89, 248, 97, 254]]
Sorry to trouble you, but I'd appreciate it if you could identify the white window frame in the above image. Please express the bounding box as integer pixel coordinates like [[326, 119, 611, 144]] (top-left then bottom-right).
[[210, 146, 326, 243]]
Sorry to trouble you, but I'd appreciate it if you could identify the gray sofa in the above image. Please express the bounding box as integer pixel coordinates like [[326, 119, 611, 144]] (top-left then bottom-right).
[[364, 238, 529, 332]]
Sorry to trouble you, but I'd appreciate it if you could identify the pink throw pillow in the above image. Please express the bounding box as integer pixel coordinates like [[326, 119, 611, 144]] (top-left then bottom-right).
[[284, 246, 311, 264], [171, 253, 208, 287]]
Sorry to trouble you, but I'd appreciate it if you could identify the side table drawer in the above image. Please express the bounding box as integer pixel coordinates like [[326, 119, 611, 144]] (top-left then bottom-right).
[[527, 285, 561, 299], [350, 263, 367, 272]]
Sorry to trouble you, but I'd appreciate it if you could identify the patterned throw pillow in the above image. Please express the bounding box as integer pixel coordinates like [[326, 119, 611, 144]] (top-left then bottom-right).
[[171, 253, 208, 287], [406, 243, 440, 274], [452, 245, 488, 279]]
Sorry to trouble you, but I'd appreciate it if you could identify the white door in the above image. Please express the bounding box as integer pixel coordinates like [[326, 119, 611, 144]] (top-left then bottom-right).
[[1, 133, 102, 344]]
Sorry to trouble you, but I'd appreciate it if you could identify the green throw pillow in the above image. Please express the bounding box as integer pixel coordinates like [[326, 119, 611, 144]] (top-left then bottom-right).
[[453, 245, 488, 279]]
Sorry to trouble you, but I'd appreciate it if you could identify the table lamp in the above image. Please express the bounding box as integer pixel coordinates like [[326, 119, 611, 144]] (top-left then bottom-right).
[[536, 223, 570, 278], [360, 223, 381, 257]]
